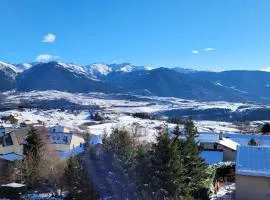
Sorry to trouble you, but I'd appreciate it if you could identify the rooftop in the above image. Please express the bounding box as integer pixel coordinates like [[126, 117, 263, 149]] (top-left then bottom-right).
[[200, 150, 223, 165], [224, 133, 270, 146], [0, 153, 23, 161], [218, 137, 239, 151], [236, 146, 270, 177], [198, 133, 219, 143]]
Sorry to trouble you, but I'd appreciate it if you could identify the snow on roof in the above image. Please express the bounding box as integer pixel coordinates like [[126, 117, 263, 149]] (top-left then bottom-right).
[[224, 133, 270, 146], [236, 146, 270, 177], [0, 153, 23, 161], [200, 151, 223, 165], [218, 137, 239, 151], [198, 133, 219, 143], [1, 183, 25, 188]]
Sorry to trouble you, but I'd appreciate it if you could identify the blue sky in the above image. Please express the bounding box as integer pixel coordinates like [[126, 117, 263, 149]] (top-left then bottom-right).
[[0, 0, 270, 71]]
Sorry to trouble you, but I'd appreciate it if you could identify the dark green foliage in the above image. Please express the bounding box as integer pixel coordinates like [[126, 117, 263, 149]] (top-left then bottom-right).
[[134, 144, 149, 187], [65, 156, 99, 200], [83, 132, 91, 151], [182, 120, 208, 197], [0, 186, 26, 199], [132, 112, 152, 119], [214, 162, 235, 182], [23, 127, 44, 160], [90, 121, 209, 199], [167, 117, 186, 124], [101, 128, 141, 199], [248, 138, 258, 146], [23, 127, 45, 188], [140, 121, 208, 199], [261, 123, 270, 134], [102, 128, 137, 173], [146, 130, 186, 198]]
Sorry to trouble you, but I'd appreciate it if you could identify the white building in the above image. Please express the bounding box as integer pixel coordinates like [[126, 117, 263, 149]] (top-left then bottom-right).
[[48, 125, 85, 155]]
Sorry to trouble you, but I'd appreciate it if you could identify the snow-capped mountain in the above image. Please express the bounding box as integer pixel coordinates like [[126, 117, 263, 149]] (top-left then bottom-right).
[[14, 62, 39, 72], [85, 63, 112, 79], [0, 61, 19, 77], [2, 60, 270, 102], [16, 61, 120, 93], [55, 62, 88, 76], [0, 61, 18, 91], [109, 63, 151, 72], [84, 63, 151, 79]]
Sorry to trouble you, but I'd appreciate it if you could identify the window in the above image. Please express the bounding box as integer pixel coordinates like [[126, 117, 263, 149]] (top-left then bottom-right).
[[3, 135, 13, 146], [63, 136, 68, 143]]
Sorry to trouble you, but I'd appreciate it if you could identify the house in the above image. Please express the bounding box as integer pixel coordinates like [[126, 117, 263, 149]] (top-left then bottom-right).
[[236, 146, 270, 200], [49, 124, 70, 134], [0, 115, 19, 124], [199, 133, 239, 163], [0, 125, 85, 161], [0, 126, 9, 137], [0, 127, 29, 157], [48, 125, 85, 153]]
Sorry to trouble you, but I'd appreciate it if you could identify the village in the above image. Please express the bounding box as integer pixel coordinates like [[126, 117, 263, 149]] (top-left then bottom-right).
[[0, 112, 270, 200]]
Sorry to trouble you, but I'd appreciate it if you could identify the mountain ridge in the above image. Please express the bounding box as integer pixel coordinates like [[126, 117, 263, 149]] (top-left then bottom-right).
[[0, 60, 269, 103]]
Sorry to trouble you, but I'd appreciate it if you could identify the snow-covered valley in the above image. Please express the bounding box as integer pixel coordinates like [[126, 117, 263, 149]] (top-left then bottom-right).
[[1, 90, 269, 143]]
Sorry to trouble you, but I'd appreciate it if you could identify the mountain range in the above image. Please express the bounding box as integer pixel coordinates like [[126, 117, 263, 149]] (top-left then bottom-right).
[[0, 60, 269, 102]]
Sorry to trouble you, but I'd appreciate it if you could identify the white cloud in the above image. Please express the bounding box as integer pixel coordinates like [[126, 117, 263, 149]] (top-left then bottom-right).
[[261, 66, 270, 72], [36, 54, 60, 62], [204, 47, 215, 52], [42, 33, 56, 43], [192, 50, 199, 54]]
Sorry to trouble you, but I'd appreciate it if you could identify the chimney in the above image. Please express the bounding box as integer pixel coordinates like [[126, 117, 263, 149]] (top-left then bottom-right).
[[219, 131, 223, 140]]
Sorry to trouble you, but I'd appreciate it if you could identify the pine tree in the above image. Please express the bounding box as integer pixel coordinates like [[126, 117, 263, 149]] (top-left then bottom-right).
[[145, 130, 186, 199], [23, 127, 45, 188], [103, 128, 136, 173], [182, 120, 208, 197], [65, 156, 80, 193], [261, 123, 270, 134], [65, 156, 99, 200], [102, 128, 141, 199], [84, 131, 91, 151], [248, 138, 258, 146], [134, 144, 149, 190]]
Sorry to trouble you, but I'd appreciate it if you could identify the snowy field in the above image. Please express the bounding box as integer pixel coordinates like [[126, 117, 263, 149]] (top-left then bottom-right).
[[2, 90, 267, 112], [1, 91, 270, 142]]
